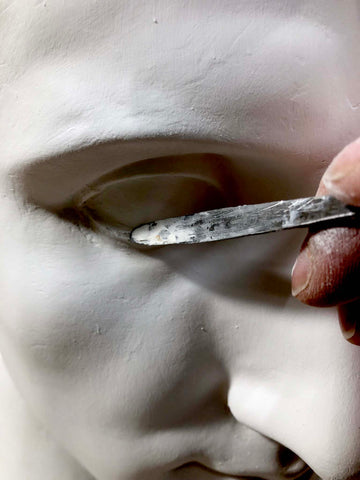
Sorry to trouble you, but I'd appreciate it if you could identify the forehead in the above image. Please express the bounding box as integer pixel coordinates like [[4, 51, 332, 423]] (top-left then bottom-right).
[[1, 1, 360, 188]]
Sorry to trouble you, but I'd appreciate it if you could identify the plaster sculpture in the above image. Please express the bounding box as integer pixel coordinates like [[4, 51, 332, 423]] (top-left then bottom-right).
[[1, 1, 360, 479]]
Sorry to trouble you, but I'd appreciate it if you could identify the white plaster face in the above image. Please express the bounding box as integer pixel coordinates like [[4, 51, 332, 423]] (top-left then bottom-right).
[[1, 1, 360, 480]]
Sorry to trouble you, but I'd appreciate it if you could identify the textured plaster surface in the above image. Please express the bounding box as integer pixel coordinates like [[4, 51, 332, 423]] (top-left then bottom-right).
[[1, 1, 360, 479]]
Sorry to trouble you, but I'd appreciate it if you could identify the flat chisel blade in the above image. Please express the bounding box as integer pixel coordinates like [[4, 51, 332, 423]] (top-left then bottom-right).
[[130, 196, 357, 246]]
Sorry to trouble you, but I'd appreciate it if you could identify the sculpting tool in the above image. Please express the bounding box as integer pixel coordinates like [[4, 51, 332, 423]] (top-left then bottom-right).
[[130, 196, 359, 246]]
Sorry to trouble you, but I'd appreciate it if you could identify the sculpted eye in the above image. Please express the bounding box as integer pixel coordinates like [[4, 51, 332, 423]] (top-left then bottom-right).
[[75, 154, 235, 244], [83, 174, 228, 227]]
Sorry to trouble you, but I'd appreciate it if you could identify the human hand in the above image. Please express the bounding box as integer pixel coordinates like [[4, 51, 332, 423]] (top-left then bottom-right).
[[291, 137, 360, 344]]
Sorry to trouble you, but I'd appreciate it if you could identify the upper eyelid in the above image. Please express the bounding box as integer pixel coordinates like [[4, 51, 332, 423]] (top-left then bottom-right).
[[75, 172, 224, 209], [72, 153, 233, 208], [17, 148, 238, 211]]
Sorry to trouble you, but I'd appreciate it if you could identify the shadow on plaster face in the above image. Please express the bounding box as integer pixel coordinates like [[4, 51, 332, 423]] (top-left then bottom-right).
[[75, 177, 299, 306], [17, 146, 307, 307], [147, 232, 297, 306]]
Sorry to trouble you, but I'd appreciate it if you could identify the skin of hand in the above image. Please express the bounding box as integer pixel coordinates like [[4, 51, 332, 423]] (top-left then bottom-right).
[[291, 137, 360, 345]]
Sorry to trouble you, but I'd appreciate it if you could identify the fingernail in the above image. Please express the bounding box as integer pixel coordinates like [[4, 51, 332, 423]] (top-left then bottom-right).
[[322, 140, 360, 204], [322, 170, 351, 199], [341, 322, 356, 342], [291, 249, 312, 297], [322, 164, 351, 197], [338, 304, 360, 345], [340, 316, 360, 345]]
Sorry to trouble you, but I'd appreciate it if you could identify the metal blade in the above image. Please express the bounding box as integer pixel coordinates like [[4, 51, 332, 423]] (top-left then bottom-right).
[[130, 195, 357, 246]]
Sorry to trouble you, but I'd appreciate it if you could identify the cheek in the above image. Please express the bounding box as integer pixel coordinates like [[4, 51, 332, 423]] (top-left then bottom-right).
[[0, 208, 211, 425]]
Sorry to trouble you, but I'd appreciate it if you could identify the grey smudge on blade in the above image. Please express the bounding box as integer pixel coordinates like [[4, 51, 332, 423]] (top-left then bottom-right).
[[130, 196, 357, 246]]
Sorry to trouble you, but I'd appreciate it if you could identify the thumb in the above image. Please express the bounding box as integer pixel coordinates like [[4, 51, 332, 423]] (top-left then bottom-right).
[[291, 137, 360, 307]]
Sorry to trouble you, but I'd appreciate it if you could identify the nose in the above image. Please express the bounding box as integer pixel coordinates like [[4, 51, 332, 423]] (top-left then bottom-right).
[[226, 388, 312, 480], [196, 422, 312, 480], [277, 446, 312, 480], [229, 426, 311, 480]]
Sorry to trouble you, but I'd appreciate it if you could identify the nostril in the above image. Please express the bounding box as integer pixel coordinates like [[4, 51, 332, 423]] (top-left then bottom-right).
[[278, 447, 310, 479]]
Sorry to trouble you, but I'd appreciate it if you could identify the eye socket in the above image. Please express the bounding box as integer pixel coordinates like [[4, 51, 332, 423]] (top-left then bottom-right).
[[80, 173, 230, 242]]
